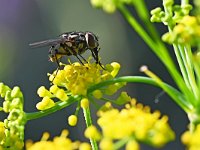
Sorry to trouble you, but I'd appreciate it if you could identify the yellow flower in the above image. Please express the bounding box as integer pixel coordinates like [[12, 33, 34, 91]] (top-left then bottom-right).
[[27, 130, 88, 150], [36, 61, 124, 110], [181, 124, 200, 149], [99, 138, 114, 150], [162, 15, 200, 46], [84, 125, 101, 140], [48, 61, 121, 97], [0, 122, 5, 142], [68, 115, 78, 126], [97, 99, 175, 147], [92, 90, 103, 99], [81, 98, 89, 109], [79, 143, 91, 150], [126, 140, 139, 150], [36, 97, 55, 110], [37, 86, 52, 98]]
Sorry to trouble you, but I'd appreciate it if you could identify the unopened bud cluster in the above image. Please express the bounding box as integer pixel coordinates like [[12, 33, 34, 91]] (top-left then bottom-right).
[[0, 83, 25, 150]]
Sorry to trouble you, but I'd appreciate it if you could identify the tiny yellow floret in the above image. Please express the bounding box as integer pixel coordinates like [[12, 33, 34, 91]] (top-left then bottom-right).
[[36, 97, 55, 110], [49, 85, 59, 94], [79, 143, 91, 150], [0, 122, 5, 142], [84, 125, 101, 140], [68, 115, 78, 126], [99, 138, 113, 150], [126, 140, 139, 150], [92, 90, 103, 99], [110, 62, 120, 77], [55, 89, 68, 101], [81, 98, 89, 109], [37, 86, 52, 98]]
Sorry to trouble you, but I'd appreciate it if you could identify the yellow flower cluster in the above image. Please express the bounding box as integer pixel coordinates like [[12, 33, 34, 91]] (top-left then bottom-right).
[[0, 83, 25, 150], [26, 130, 91, 150], [50, 62, 120, 96], [36, 62, 122, 110], [36, 85, 67, 110], [0, 122, 5, 142], [162, 15, 200, 46], [182, 124, 200, 150], [90, 0, 132, 13], [89, 99, 175, 148]]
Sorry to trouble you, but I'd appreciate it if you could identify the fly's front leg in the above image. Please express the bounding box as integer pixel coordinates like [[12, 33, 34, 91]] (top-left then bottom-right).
[[91, 48, 105, 69]]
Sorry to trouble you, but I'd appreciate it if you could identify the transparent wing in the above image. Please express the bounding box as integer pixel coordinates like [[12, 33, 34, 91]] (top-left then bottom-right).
[[29, 38, 64, 48]]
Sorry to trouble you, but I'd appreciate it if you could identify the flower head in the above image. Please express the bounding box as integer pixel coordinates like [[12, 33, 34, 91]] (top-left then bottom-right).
[[49, 62, 120, 96], [96, 99, 175, 148], [182, 124, 200, 150], [90, 0, 132, 13], [26, 130, 90, 150], [162, 15, 200, 46], [36, 61, 123, 110]]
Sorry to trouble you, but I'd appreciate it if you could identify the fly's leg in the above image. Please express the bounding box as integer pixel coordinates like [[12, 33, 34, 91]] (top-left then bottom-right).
[[78, 54, 88, 63], [91, 48, 105, 70], [50, 48, 61, 83], [75, 55, 84, 65]]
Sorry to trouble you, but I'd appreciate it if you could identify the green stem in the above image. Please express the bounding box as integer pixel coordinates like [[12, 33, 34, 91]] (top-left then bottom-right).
[[184, 44, 199, 99], [25, 95, 81, 121], [173, 44, 198, 105], [118, 4, 161, 57], [88, 76, 193, 112], [173, 44, 190, 87], [132, 0, 160, 41], [83, 105, 98, 150]]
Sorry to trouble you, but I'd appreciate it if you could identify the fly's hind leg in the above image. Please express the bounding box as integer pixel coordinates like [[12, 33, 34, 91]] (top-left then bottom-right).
[[50, 48, 61, 83]]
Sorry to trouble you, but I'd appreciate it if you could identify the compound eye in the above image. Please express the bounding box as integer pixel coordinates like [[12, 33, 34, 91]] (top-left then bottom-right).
[[85, 32, 98, 48]]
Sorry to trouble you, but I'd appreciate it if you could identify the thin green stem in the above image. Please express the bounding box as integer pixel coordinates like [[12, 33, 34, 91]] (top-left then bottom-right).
[[75, 100, 81, 116], [173, 44, 190, 87], [25, 95, 81, 121], [83, 105, 98, 150], [132, 0, 160, 41], [118, 4, 191, 100], [184, 44, 199, 99], [88, 76, 193, 112], [118, 4, 161, 57], [175, 44, 198, 104]]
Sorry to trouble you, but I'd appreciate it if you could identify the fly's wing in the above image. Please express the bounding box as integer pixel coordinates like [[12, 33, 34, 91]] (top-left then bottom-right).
[[29, 38, 64, 48]]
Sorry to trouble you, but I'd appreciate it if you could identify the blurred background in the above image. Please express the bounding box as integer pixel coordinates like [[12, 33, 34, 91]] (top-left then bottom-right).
[[0, 0, 188, 149]]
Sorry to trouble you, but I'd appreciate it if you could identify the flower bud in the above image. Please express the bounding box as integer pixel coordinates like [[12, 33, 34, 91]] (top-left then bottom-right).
[[81, 98, 89, 109], [68, 115, 78, 126]]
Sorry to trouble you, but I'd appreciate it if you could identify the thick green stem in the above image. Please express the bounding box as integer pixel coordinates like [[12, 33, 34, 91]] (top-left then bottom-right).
[[83, 106, 98, 150], [88, 76, 193, 112]]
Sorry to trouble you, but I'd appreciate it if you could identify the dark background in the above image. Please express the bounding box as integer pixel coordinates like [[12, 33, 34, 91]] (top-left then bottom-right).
[[0, 0, 188, 149]]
